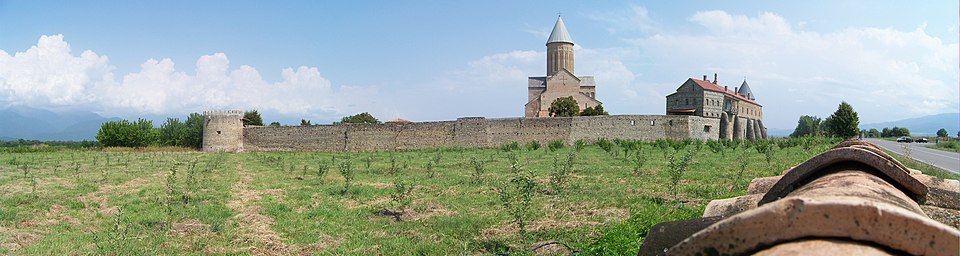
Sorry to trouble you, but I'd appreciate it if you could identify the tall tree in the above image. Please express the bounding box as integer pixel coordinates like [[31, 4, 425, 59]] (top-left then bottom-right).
[[243, 110, 264, 126], [184, 113, 204, 149], [338, 112, 381, 124], [937, 128, 949, 138], [789, 115, 822, 137], [825, 101, 859, 138], [159, 118, 187, 146], [549, 96, 579, 117], [867, 128, 880, 138]]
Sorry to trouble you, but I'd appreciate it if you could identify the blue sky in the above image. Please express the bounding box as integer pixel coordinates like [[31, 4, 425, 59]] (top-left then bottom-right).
[[1, 1, 957, 129]]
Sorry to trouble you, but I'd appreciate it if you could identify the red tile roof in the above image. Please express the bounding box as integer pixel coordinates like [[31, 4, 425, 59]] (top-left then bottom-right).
[[690, 79, 760, 106]]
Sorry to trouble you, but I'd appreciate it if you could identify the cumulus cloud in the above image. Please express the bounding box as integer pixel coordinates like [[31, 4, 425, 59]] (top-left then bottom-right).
[[0, 35, 378, 121], [626, 10, 959, 127], [0, 35, 111, 106]]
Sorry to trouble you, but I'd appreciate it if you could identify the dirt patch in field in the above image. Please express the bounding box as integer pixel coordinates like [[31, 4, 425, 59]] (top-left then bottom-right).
[[171, 218, 210, 234], [647, 191, 707, 207], [478, 218, 606, 240], [228, 165, 341, 255], [531, 241, 572, 255], [377, 206, 457, 222], [0, 177, 73, 195], [359, 182, 392, 189], [0, 227, 42, 252], [77, 171, 166, 217]]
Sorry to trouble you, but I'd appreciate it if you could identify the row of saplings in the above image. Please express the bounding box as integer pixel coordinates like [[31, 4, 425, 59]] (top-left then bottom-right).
[[252, 136, 840, 240]]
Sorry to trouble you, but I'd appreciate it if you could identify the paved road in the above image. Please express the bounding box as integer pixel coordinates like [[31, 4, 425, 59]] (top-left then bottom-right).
[[863, 138, 959, 174]]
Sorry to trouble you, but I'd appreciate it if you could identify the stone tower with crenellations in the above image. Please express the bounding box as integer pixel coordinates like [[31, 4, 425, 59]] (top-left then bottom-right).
[[202, 110, 244, 152], [525, 16, 602, 117]]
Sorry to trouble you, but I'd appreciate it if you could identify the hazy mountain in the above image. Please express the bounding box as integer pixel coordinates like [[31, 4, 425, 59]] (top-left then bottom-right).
[[0, 106, 119, 141], [766, 127, 794, 138], [860, 113, 960, 136]]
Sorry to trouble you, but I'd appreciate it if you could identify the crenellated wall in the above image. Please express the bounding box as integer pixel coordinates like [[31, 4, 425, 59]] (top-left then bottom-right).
[[205, 114, 726, 152]]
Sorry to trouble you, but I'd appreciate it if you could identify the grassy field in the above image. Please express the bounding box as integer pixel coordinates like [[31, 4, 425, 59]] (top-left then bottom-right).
[[0, 137, 953, 255], [932, 141, 960, 153]]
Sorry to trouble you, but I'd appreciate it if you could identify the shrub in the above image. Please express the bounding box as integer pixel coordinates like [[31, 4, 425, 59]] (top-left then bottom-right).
[[497, 174, 537, 237], [549, 151, 576, 194], [631, 150, 647, 176], [707, 140, 724, 157], [387, 180, 415, 221], [500, 142, 521, 152], [470, 157, 485, 184], [548, 140, 565, 152], [574, 139, 586, 152], [316, 159, 330, 182], [339, 157, 355, 195], [668, 150, 695, 199], [596, 138, 614, 153], [525, 140, 541, 151]]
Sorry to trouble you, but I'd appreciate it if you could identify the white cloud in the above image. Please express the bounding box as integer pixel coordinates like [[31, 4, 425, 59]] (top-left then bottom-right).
[[0, 35, 111, 106], [626, 10, 959, 127], [0, 35, 379, 122]]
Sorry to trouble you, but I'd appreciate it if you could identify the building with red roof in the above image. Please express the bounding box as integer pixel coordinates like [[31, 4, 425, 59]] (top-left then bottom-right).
[[666, 73, 766, 139]]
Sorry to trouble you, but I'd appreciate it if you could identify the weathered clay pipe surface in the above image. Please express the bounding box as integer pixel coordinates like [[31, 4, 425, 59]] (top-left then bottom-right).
[[639, 139, 960, 255]]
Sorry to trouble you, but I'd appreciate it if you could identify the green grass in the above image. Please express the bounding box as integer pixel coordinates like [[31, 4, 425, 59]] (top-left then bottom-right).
[[932, 141, 960, 153], [4, 137, 948, 255]]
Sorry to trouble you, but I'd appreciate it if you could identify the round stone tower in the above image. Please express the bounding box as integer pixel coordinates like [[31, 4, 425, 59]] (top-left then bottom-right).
[[546, 16, 574, 76], [202, 110, 244, 152]]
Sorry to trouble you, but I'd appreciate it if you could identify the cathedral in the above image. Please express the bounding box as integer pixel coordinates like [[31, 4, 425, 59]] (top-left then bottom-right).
[[525, 16, 602, 117]]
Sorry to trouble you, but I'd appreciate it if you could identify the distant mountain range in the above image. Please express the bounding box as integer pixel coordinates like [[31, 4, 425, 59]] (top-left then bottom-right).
[[0, 106, 120, 141], [860, 113, 959, 136]]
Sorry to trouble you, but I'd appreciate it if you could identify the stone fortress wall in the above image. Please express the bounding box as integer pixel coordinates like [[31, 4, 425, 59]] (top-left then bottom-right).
[[205, 114, 722, 152]]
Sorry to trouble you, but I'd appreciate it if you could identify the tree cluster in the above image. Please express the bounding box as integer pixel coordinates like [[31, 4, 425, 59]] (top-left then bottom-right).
[[243, 110, 264, 126], [580, 104, 609, 116], [789, 115, 822, 137], [880, 127, 911, 137], [96, 113, 204, 148], [548, 97, 609, 117], [336, 112, 381, 124], [790, 102, 860, 138]]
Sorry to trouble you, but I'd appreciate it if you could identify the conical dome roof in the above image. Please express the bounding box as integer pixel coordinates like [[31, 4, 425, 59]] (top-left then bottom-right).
[[546, 16, 574, 45], [738, 80, 755, 100]]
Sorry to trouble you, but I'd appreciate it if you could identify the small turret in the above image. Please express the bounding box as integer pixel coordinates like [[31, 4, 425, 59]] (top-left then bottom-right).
[[738, 79, 755, 100]]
